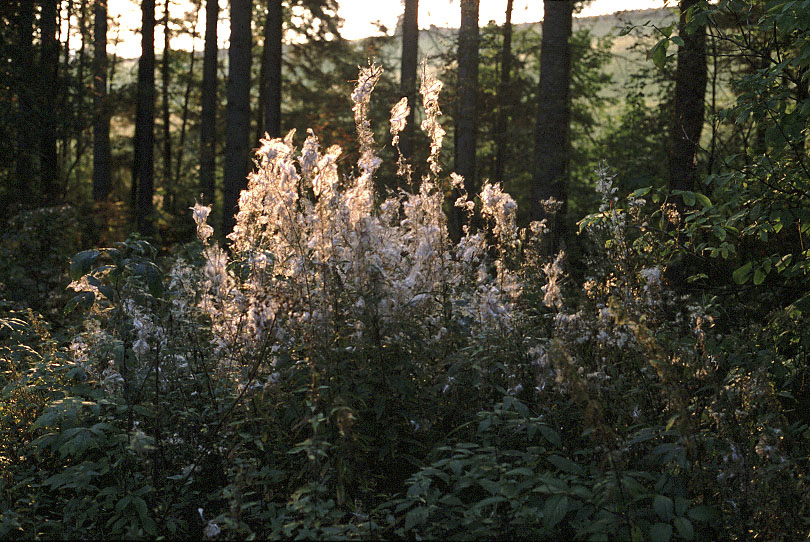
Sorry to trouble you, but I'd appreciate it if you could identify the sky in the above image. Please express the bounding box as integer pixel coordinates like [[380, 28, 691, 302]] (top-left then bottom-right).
[[87, 0, 664, 59]]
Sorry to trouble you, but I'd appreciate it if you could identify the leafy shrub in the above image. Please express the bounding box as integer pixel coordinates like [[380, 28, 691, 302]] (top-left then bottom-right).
[[0, 205, 82, 319], [3, 62, 809, 541]]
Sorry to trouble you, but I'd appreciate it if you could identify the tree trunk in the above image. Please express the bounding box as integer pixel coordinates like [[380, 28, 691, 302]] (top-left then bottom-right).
[[74, 0, 90, 183], [530, 0, 573, 254], [494, 0, 513, 184], [261, 0, 282, 138], [60, 0, 73, 176], [399, 0, 418, 162], [668, 0, 707, 195], [161, 0, 173, 212], [200, 0, 219, 204], [452, 0, 479, 239], [40, 0, 61, 201], [223, 0, 253, 237], [15, 0, 36, 205], [64, 0, 74, 68], [93, 0, 112, 201], [174, 3, 200, 188], [135, 0, 156, 235]]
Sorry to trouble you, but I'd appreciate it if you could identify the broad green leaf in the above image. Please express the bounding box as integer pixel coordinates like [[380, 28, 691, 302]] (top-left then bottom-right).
[[65, 292, 95, 314], [652, 40, 668, 69], [753, 268, 766, 285], [404, 506, 428, 530], [629, 187, 652, 198], [687, 505, 719, 523], [475, 495, 507, 509], [132, 262, 164, 297], [134, 496, 148, 522], [478, 479, 500, 495], [681, 191, 696, 206], [654, 495, 674, 521], [505, 467, 534, 477], [650, 522, 673, 542], [116, 495, 132, 513], [70, 250, 99, 280], [543, 495, 568, 531], [539, 425, 562, 448], [547, 455, 583, 474], [732, 262, 753, 284], [674, 517, 695, 539], [694, 192, 712, 207]]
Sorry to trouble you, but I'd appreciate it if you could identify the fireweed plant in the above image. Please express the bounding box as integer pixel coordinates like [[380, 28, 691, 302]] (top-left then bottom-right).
[[3, 64, 808, 539], [192, 63, 527, 380]]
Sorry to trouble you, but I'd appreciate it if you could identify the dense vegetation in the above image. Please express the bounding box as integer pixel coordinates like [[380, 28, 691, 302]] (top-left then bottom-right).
[[2, 1, 810, 539]]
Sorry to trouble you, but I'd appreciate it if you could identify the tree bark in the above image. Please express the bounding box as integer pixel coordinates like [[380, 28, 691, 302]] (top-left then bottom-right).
[[531, 0, 573, 254], [93, 0, 112, 201], [40, 0, 61, 200], [223, 0, 253, 237], [161, 0, 173, 211], [452, 0, 479, 239], [135, 0, 156, 235], [494, 0, 513, 184], [261, 0, 283, 138], [15, 0, 36, 205], [668, 0, 707, 194], [200, 0, 219, 204], [75, 0, 90, 180], [174, 3, 200, 188], [399, 0, 418, 161]]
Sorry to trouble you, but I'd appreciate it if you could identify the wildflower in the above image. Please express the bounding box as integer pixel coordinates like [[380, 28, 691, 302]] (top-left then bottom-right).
[[351, 64, 381, 105], [390, 97, 410, 139], [420, 72, 445, 176], [299, 129, 320, 176], [67, 275, 100, 296], [480, 183, 518, 244], [507, 383, 523, 395], [542, 252, 566, 310], [190, 202, 214, 244], [132, 337, 149, 357], [191, 62, 527, 380], [198, 508, 221, 538]]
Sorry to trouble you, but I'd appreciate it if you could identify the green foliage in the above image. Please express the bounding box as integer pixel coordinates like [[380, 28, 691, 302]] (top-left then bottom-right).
[[4, 8, 810, 538], [387, 397, 722, 541], [0, 205, 83, 319]]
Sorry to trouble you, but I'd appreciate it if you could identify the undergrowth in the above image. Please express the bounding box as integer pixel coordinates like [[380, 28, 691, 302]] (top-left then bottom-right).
[[1, 63, 808, 540]]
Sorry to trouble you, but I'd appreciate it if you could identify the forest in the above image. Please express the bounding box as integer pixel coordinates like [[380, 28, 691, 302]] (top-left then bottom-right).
[[1, 0, 809, 539]]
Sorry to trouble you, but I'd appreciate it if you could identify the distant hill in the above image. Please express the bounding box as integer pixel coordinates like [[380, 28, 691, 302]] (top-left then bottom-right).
[[110, 7, 676, 102]]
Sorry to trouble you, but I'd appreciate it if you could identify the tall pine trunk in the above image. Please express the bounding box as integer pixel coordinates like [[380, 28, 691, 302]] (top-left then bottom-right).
[[399, 0, 418, 162], [40, 0, 61, 201], [261, 0, 282, 138], [223, 0, 253, 237], [668, 0, 707, 195], [531, 0, 572, 254], [452, 0, 479, 239], [93, 0, 111, 201], [135, 0, 156, 235], [494, 0, 513, 184], [15, 0, 36, 207], [174, 3, 200, 188], [200, 0, 219, 204], [161, 0, 173, 211], [75, 0, 89, 178]]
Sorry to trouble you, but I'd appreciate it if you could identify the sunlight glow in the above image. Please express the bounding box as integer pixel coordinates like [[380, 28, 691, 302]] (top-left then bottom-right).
[[92, 0, 664, 59]]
